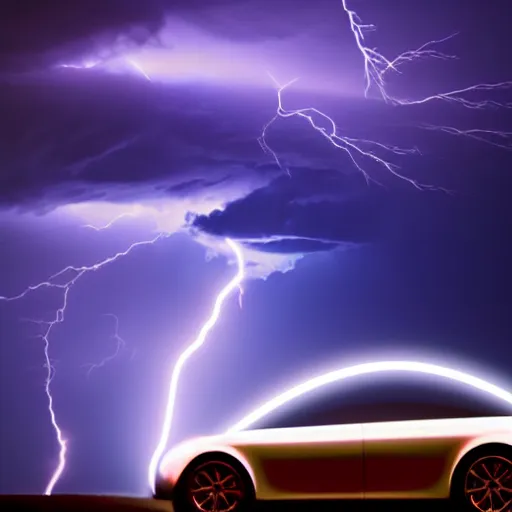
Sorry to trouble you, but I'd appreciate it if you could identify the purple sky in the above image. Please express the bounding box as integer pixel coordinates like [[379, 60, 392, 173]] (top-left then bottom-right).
[[1, 0, 512, 497]]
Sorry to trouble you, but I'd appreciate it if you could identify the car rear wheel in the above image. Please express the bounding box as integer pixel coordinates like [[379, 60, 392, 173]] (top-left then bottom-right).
[[454, 449, 512, 512], [174, 457, 254, 512]]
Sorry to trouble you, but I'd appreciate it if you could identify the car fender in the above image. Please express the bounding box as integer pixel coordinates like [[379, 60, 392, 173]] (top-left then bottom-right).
[[159, 437, 256, 490], [450, 431, 512, 480]]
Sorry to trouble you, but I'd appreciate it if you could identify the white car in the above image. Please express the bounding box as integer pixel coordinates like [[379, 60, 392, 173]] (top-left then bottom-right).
[[154, 364, 512, 512]]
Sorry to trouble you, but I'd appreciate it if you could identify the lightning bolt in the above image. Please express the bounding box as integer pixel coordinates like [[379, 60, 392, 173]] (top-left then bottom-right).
[[125, 58, 152, 82], [58, 61, 100, 70], [0, 233, 168, 494], [259, 72, 430, 189], [261, 2, 512, 186], [340, 0, 512, 144], [341, 0, 512, 107], [57, 56, 151, 82], [147, 238, 245, 493], [83, 212, 140, 231], [421, 125, 512, 151], [238, 285, 244, 310], [84, 314, 127, 377]]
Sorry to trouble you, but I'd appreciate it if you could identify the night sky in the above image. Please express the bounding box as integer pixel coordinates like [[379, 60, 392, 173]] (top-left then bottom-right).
[[1, 0, 512, 497]]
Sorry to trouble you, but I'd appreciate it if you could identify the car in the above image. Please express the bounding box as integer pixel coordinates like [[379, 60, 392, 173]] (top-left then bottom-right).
[[154, 363, 512, 512]]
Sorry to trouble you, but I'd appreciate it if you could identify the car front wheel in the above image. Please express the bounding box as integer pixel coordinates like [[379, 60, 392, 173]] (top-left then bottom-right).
[[174, 457, 254, 512]]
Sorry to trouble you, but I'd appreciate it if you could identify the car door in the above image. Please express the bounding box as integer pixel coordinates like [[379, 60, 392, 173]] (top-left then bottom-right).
[[239, 423, 364, 500], [362, 418, 462, 499]]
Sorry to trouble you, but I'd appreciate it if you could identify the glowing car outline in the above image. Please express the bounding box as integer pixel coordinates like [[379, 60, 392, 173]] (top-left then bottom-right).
[[154, 361, 512, 512]]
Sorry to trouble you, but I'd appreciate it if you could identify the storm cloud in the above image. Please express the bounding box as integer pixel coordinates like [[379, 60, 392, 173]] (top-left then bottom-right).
[[0, 0, 338, 74], [0, 76, 275, 209], [192, 170, 383, 247], [1, 0, 167, 72], [2, 65, 511, 279], [0, 70, 407, 260], [1, 0, 511, 276]]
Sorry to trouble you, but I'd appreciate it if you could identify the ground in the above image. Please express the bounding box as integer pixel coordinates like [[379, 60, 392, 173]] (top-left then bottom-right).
[[0, 495, 456, 512], [0, 496, 172, 512]]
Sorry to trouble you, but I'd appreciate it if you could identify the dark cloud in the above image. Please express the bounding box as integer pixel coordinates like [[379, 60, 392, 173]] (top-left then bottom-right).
[[245, 238, 340, 254], [0, 67, 397, 268], [1, 70, 402, 215], [175, 0, 339, 43], [2, 0, 511, 269], [0, 0, 336, 73], [0, 1, 168, 71], [191, 170, 383, 251], [3, 67, 511, 268], [0, 76, 284, 212]]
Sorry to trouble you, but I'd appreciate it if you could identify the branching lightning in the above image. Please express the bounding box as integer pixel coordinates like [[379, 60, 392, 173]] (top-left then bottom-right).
[[0, 233, 168, 494], [1, 220, 242, 495], [340, 0, 512, 148], [260, 1, 512, 186], [259, 73, 430, 189], [83, 212, 140, 231], [341, 0, 512, 108], [148, 238, 245, 493], [421, 125, 512, 151], [84, 314, 127, 377]]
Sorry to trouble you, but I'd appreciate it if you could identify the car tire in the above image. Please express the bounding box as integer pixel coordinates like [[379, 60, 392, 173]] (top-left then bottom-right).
[[451, 445, 512, 512], [173, 454, 255, 512]]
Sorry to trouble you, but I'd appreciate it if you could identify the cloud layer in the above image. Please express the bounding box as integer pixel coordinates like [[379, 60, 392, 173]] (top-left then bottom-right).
[[1, 64, 412, 278], [2, 0, 512, 277]]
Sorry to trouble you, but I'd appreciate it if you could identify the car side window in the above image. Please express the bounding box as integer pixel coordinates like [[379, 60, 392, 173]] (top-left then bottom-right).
[[249, 374, 512, 429]]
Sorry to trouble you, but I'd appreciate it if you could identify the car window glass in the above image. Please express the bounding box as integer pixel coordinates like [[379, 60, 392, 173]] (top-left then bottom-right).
[[249, 373, 512, 429]]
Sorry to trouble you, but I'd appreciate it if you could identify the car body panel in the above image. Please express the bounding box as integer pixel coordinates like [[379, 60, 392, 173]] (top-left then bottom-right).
[[362, 416, 512, 499], [231, 423, 364, 499], [157, 416, 512, 501]]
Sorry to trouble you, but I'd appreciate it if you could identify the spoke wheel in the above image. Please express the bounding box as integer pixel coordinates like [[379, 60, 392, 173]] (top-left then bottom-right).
[[187, 460, 246, 512], [465, 455, 512, 512]]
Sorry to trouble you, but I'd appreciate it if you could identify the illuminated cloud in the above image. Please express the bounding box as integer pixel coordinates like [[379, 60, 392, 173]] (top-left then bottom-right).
[[0, 64, 382, 277]]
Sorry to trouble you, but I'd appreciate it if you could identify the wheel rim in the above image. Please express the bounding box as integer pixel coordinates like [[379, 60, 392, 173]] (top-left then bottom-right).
[[188, 460, 245, 512], [465, 455, 512, 512]]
